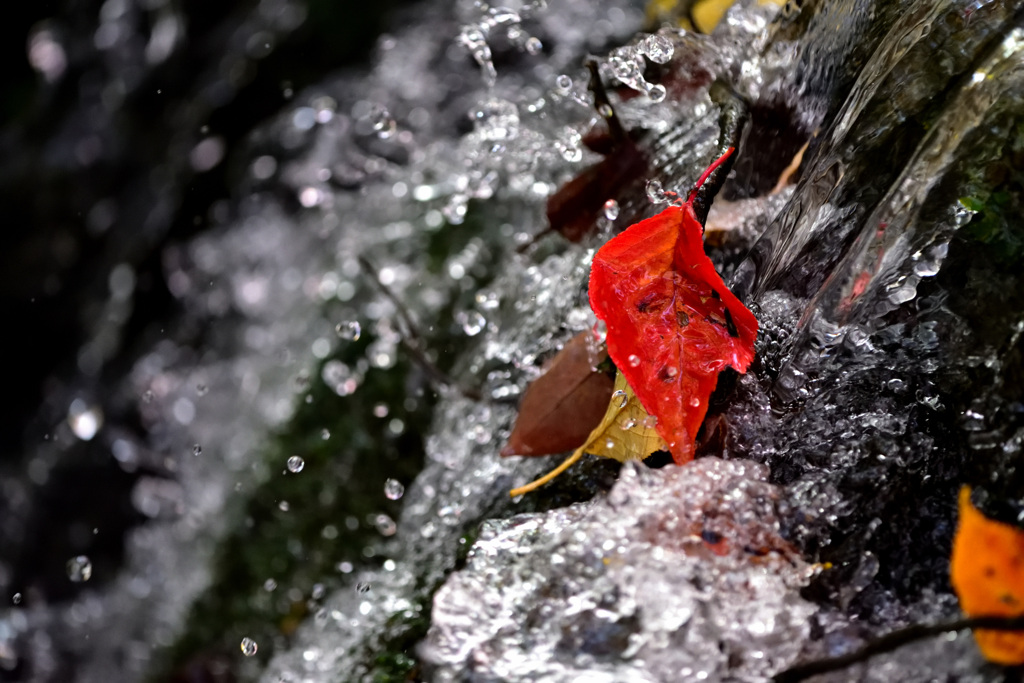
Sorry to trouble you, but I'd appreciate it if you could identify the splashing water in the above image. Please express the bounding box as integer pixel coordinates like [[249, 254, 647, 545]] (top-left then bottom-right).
[[11, 1, 1024, 682]]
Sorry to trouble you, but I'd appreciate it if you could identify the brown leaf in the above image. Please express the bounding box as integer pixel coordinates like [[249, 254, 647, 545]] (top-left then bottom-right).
[[545, 135, 648, 242], [501, 331, 614, 457], [509, 370, 666, 496]]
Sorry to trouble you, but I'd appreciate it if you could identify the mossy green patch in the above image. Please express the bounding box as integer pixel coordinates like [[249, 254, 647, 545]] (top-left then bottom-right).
[[151, 207, 507, 681]]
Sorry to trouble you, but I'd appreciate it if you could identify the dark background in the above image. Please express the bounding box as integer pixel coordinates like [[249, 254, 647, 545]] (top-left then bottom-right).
[[0, 0, 412, 454], [0, 0, 413, 620]]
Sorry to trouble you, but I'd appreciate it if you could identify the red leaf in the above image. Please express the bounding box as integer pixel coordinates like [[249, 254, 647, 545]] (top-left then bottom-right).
[[588, 148, 758, 464]]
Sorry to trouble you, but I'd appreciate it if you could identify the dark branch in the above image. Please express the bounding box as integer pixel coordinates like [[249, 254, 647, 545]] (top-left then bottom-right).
[[773, 614, 1024, 683], [690, 81, 749, 227]]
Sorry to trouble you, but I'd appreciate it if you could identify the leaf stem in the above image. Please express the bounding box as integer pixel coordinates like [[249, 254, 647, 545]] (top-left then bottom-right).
[[509, 448, 585, 497], [687, 146, 735, 204]]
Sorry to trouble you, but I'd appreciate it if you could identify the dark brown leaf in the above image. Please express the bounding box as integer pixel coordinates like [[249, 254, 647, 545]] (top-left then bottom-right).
[[545, 136, 647, 243], [501, 331, 614, 457]]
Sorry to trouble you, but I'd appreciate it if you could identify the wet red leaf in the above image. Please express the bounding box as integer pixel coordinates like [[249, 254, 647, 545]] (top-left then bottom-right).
[[501, 331, 614, 457], [588, 148, 758, 464]]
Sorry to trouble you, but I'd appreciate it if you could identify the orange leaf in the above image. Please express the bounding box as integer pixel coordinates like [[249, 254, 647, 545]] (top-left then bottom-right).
[[502, 331, 614, 457], [951, 486, 1024, 665]]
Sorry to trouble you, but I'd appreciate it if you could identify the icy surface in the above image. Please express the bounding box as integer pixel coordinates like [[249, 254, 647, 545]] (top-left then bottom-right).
[[421, 458, 817, 682]]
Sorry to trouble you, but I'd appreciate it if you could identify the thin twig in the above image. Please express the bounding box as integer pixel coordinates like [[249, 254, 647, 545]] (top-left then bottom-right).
[[773, 614, 1024, 683], [357, 255, 422, 342], [585, 58, 627, 144], [357, 255, 484, 402]]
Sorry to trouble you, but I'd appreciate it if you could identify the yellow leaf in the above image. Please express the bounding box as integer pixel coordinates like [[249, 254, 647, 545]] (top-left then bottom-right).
[[691, 0, 737, 33], [645, 0, 785, 33], [510, 371, 667, 496], [951, 486, 1024, 665], [574, 370, 668, 464]]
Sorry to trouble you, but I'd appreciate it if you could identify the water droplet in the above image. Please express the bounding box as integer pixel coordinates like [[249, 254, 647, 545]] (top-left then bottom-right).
[[458, 25, 497, 86], [628, 354, 641, 367], [287, 455, 305, 473], [604, 438, 616, 450], [456, 310, 486, 336], [240, 637, 258, 657], [468, 424, 490, 444], [142, 390, 154, 403], [356, 582, 371, 594], [524, 36, 542, 54], [375, 513, 397, 536], [689, 396, 700, 407], [608, 46, 645, 86], [555, 74, 572, 92], [66, 555, 92, 582], [646, 179, 667, 204], [196, 383, 208, 396], [639, 34, 674, 63], [555, 126, 583, 162], [612, 389, 628, 408], [12, 593, 22, 605], [366, 103, 396, 139], [263, 578, 277, 591], [321, 429, 331, 440], [642, 415, 658, 428], [336, 321, 361, 341], [648, 84, 667, 102], [298, 186, 321, 207], [620, 416, 637, 429], [475, 290, 500, 310], [322, 360, 359, 396], [68, 399, 102, 441], [443, 194, 469, 224], [278, 500, 290, 512], [472, 99, 520, 141], [384, 478, 405, 500], [603, 199, 620, 220], [192, 444, 202, 456]]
